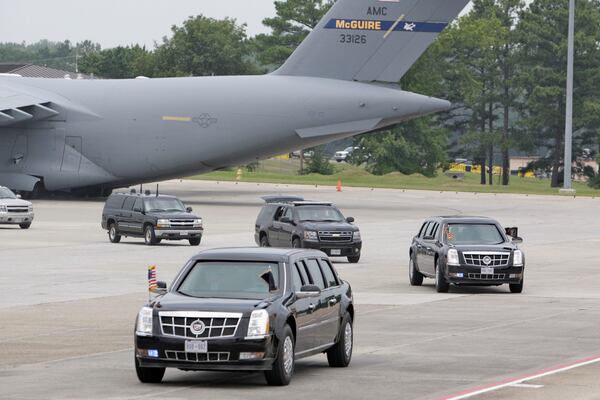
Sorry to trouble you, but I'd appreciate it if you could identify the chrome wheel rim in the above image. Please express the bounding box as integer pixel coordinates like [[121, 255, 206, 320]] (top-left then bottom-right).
[[283, 336, 294, 376], [145, 228, 151, 243], [109, 226, 115, 240], [344, 322, 353, 358], [409, 258, 414, 280]]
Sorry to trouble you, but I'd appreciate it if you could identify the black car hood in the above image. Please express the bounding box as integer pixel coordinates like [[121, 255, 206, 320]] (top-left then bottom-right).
[[147, 211, 199, 219], [157, 292, 269, 313], [452, 243, 517, 252], [301, 221, 358, 232]]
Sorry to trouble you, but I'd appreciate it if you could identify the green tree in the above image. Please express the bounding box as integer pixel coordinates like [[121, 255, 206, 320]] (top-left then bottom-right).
[[79, 45, 152, 78], [517, 0, 600, 187], [153, 15, 261, 77], [254, 0, 334, 68], [303, 147, 334, 175]]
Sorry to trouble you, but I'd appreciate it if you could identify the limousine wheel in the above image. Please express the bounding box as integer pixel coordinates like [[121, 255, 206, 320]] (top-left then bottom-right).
[[135, 356, 165, 383], [409, 256, 423, 286], [510, 278, 524, 294], [435, 259, 450, 293], [265, 325, 294, 386], [327, 312, 353, 367], [108, 223, 121, 243]]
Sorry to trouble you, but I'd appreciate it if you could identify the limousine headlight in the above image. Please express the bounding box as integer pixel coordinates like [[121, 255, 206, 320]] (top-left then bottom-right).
[[447, 249, 460, 266], [136, 307, 153, 336], [156, 219, 170, 228], [247, 309, 269, 338], [513, 250, 524, 267]]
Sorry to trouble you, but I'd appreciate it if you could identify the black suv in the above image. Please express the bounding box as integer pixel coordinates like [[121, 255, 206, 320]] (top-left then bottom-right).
[[101, 191, 203, 246], [409, 216, 525, 293], [254, 196, 362, 263], [134, 248, 354, 386]]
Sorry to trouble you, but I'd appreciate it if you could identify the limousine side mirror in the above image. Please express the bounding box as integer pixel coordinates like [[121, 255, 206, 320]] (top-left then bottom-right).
[[186, 206, 193, 213], [296, 285, 321, 299], [154, 281, 168, 295], [512, 237, 523, 244], [346, 216, 355, 223]]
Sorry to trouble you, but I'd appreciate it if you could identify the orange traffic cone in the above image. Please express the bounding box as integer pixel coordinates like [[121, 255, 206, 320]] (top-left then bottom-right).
[[336, 178, 342, 192]]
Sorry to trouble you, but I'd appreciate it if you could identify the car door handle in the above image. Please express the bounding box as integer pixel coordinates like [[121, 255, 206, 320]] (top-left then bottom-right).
[[308, 303, 316, 312], [328, 298, 337, 306]]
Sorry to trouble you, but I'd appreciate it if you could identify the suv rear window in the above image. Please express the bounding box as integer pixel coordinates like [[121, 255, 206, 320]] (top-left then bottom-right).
[[122, 196, 136, 211]]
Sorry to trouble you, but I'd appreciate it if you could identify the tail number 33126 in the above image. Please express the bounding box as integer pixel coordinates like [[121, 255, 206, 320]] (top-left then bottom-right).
[[339, 34, 367, 44]]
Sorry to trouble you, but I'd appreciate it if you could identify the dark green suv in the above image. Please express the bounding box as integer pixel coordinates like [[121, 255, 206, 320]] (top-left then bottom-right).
[[101, 191, 203, 246]]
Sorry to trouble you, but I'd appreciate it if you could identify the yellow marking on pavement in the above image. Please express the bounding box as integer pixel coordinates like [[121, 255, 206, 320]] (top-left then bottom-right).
[[162, 116, 192, 122]]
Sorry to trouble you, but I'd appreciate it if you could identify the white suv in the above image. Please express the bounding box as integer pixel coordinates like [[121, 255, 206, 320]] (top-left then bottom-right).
[[0, 186, 34, 229]]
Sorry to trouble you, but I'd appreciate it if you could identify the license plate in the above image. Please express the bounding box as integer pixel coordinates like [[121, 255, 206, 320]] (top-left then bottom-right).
[[185, 340, 207, 353], [331, 249, 341, 256], [481, 267, 494, 275], [179, 231, 188, 236]]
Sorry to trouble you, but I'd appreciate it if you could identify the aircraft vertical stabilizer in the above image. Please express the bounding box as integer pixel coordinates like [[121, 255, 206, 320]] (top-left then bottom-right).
[[273, 0, 469, 83]]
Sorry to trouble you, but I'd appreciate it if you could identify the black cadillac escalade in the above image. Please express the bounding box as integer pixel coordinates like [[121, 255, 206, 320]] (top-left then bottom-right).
[[134, 248, 355, 386], [254, 196, 362, 263], [408, 216, 525, 293]]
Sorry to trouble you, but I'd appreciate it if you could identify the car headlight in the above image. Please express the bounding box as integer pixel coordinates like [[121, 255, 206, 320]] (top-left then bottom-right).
[[447, 249, 460, 266], [513, 250, 524, 266], [28, 205, 33, 212], [136, 307, 153, 336], [246, 309, 269, 338], [353, 231, 361, 241], [193, 218, 203, 228], [304, 231, 318, 241], [156, 219, 170, 228], [0, 205, 6, 213]]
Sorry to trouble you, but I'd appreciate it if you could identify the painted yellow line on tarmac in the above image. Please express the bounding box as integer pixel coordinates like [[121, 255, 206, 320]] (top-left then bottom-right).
[[162, 116, 192, 122]]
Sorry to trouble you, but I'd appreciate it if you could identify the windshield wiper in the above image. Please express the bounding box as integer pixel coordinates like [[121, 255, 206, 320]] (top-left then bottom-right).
[[148, 209, 165, 212]]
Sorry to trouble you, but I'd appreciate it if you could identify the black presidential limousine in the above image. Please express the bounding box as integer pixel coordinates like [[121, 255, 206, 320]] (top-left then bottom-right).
[[409, 216, 525, 293], [134, 248, 355, 386]]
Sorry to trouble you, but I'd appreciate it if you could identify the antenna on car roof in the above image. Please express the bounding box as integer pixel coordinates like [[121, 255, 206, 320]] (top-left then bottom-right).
[[156, 184, 159, 197]]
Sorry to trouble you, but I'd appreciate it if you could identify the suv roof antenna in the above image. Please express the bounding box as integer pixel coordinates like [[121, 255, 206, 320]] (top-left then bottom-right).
[[140, 184, 143, 194], [156, 184, 159, 197]]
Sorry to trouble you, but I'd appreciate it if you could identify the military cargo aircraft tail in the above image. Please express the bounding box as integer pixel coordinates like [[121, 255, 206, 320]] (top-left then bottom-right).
[[274, 0, 469, 82]]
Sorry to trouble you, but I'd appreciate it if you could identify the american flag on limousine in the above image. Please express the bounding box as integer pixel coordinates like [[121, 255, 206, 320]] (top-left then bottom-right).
[[148, 265, 157, 292]]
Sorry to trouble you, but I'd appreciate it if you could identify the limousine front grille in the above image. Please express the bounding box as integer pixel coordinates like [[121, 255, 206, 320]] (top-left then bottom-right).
[[165, 351, 230, 362], [463, 252, 510, 267], [159, 311, 241, 339], [468, 273, 506, 280], [318, 231, 353, 242]]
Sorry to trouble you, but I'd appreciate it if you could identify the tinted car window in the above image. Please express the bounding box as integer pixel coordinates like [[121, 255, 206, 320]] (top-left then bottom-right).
[[319, 259, 338, 287], [274, 206, 285, 221], [291, 263, 304, 291], [427, 223, 439, 239], [122, 196, 136, 211], [425, 222, 438, 239], [304, 259, 325, 289], [178, 261, 280, 300], [106, 195, 125, 209], [446, 224, 505, 245], [417, 222, 428, 238], [0, 187, 17, 199], [144, 197, 185, 212], [282, 207, 293, 221], [420, 222, 431, 238], [133, 198, 143, 212], [296, 206, 345, 223]]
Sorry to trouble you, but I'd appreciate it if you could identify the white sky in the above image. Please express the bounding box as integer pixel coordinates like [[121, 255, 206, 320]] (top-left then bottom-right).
[[0, 0, 477, 49]]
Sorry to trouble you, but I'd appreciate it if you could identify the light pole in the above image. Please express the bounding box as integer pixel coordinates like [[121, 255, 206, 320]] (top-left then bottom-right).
[[561, 0, 576, 194]]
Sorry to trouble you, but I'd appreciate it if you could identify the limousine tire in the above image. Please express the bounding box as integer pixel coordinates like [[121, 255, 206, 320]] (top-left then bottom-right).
[[135, 356, 165, 383], [265, 325, 295, 386], [327, 312, 353, 368]]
